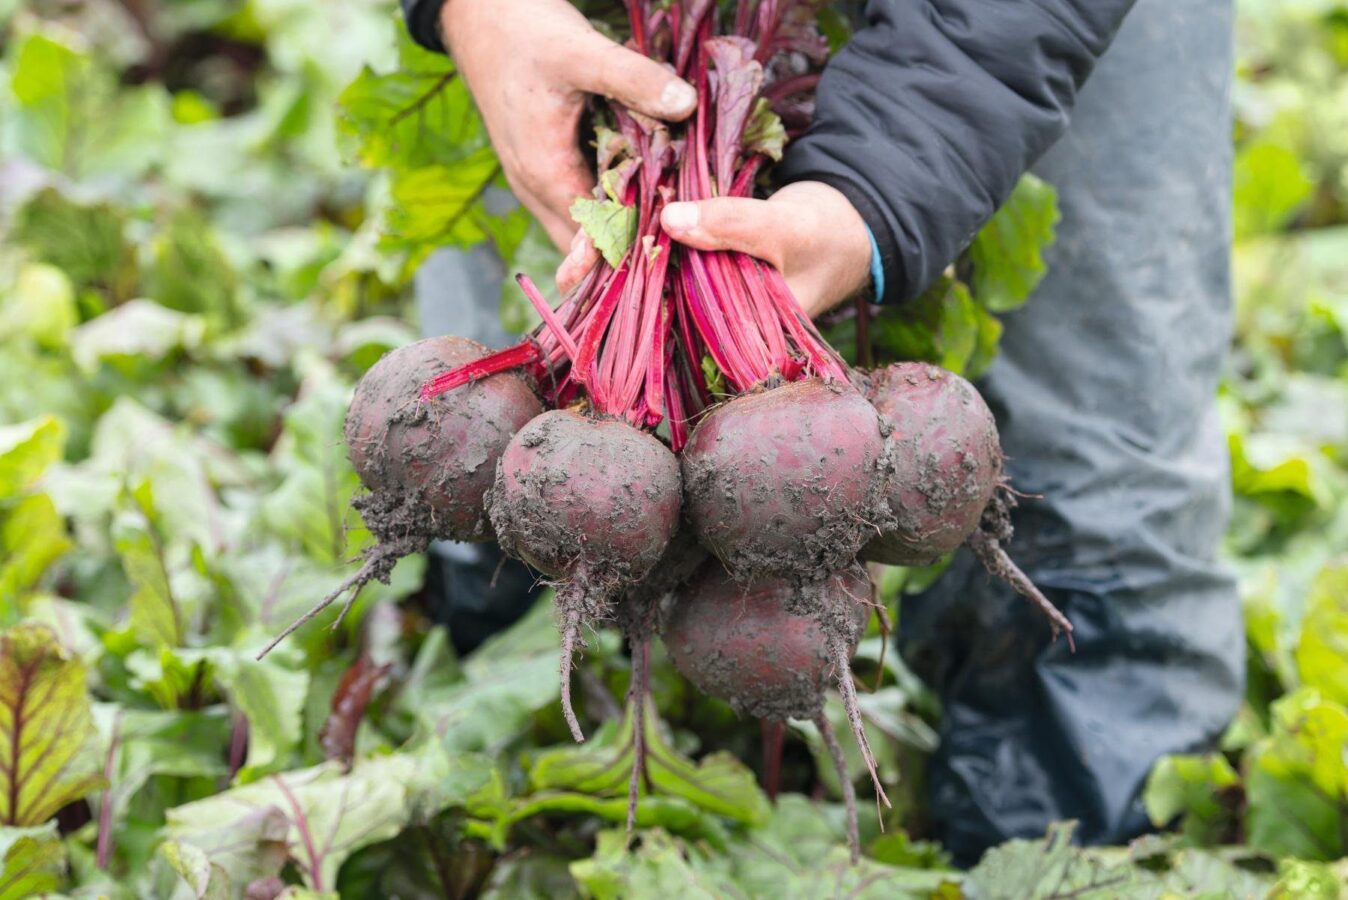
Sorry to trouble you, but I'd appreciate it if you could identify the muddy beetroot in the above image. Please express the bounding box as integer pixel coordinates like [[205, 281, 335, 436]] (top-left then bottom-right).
[[258, 337, 540, 660], [490, 410, 681, 741], [346, 335, 541, 543], [662, 559, 884, 862], [663, 562, 870, 720], [681, 380, 889, 583], [862, 363, 1002, 566]]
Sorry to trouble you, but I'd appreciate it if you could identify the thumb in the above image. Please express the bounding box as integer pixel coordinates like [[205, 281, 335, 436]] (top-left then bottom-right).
[[571, 35, 697, 121], [661, 198, 785, 268]]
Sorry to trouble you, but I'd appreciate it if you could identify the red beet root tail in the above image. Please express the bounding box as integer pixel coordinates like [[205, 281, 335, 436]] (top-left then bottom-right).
[[968, 488, 1075, 650], [817, 710, 861, 865], [558, 605, 586, 743], [968, 529, 1076, 651], [257, 536, 422, 660], [625, 637, 651, 842], [831, 633, 891, 814]]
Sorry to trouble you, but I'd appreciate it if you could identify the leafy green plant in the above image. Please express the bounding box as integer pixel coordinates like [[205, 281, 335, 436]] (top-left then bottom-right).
[[0, 0, 1346, 896]]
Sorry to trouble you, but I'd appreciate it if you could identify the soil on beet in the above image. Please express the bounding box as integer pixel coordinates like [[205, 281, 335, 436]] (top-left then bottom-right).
[[615, 528, 708, 641], [344, 335, 542, 544], [681, 380, 892, 584], [862, 363, 1002, 566], [662, 561, 872, 721], [489, 410, 682, 591], [490, 409, 682, 742]]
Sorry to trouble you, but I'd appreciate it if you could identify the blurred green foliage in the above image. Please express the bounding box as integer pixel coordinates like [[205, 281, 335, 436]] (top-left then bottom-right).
[[0, 0, 1344, 897]]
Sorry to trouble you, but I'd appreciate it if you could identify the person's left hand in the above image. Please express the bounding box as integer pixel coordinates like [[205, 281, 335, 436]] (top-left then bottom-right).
[[556, 182, 873, 318]]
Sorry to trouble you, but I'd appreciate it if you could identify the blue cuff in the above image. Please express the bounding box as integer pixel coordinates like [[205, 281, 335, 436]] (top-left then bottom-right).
[[864, 224, 885, 303]]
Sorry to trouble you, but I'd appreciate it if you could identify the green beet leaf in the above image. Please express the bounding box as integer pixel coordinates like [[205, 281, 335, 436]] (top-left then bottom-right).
[[1246, 687, 1348, 861], [1294, 563, 1348, 707], [528, 708, 770, 827], [159, 840, 230, 900], [570, 198, 638, 269], [968, 173, 1059, 314], [165, 756, 422, 893], [0, 623, 106, 826], [1142, 753, 1241, 846], [0, 824, 65, 900]]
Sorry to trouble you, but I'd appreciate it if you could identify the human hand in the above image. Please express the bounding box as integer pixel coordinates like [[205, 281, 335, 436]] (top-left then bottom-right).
[[572, 182, 869, 319], [441, 0, 697, 250]]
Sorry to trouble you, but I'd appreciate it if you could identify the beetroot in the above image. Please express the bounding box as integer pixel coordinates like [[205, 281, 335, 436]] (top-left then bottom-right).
[[258, 337, 541, 659], [489, 410, 681, 741], [681, 380, 890, 583], [862, 363, 1075, 646], [663, 562, 870, 720], [345, 335, 542, 543], [862, 363, 1002, 566], [662, 559, 885, 862]]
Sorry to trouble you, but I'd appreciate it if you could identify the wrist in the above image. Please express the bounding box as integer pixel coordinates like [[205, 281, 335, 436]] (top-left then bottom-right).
[[438, 0, 485, 54]]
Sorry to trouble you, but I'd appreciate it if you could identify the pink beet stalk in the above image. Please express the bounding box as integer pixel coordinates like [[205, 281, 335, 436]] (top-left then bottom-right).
[[420, 0, 842, 429]]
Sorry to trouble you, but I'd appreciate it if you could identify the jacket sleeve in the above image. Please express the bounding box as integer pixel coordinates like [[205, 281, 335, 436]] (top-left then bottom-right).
[[402, 0, 446, 53], [777, 0, 1137, 304]]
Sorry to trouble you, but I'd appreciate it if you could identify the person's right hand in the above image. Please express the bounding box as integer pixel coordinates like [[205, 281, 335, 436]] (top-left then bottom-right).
[[440, 0, 697, 253]]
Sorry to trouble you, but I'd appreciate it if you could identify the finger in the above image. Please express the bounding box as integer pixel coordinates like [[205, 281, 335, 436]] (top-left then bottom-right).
[[661, 198, 787, 268], [568, 35, 697, 121], [556, 230, 600, 295]]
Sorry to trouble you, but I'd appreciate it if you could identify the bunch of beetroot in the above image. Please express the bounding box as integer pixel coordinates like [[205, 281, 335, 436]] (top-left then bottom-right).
[[263, 0, 1072, 863]]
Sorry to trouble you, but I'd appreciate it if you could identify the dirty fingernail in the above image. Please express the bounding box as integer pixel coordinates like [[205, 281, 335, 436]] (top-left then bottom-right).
[[663, 202, 699, 233], [660, 80, 697, 116]]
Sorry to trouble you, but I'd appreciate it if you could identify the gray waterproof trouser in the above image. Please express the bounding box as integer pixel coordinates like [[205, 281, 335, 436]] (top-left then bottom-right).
[[415, 0, 1244, 863], [898, 0, 1244, 864]]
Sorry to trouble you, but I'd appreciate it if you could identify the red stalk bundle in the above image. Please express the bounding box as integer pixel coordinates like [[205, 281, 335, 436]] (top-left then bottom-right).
[[420, 0, 844, 449]]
